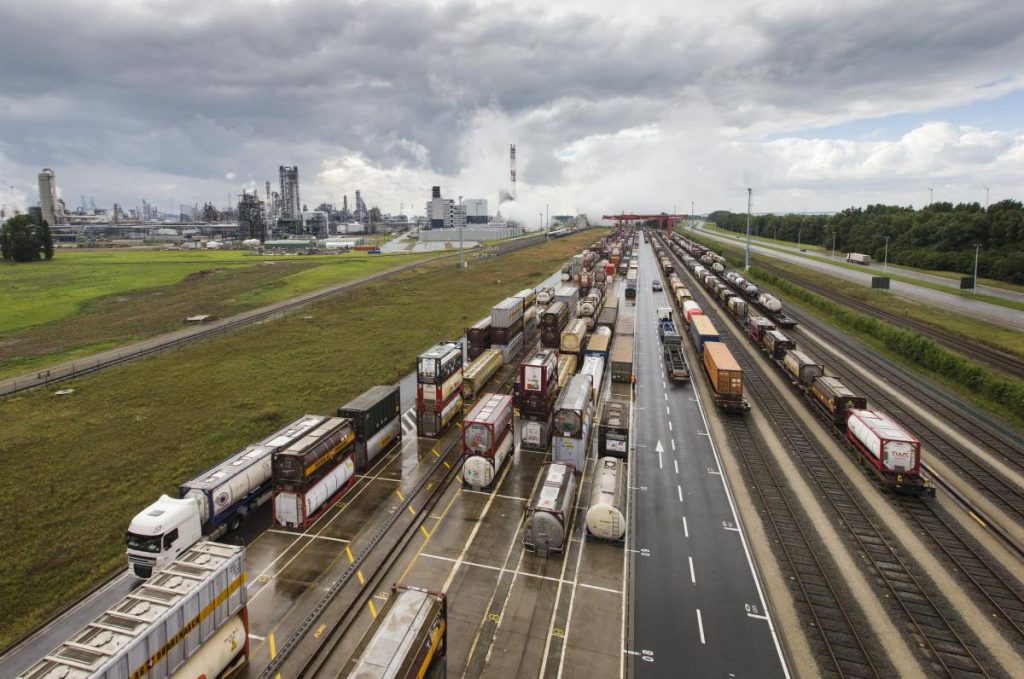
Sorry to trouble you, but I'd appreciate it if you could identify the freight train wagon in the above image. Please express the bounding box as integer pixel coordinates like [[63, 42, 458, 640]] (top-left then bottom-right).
[[702, 341, 750, 412], [597, 398, 630, 458], [846, 409, 933, 495], [342, 585, 447, 678], [462, 348, 503, 401], [21, 543, 248, 679]]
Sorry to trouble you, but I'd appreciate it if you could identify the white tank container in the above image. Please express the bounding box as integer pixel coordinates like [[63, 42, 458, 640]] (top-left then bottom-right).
[[462, 430, 514, 489], [586, 457, 626, 541], [169, 614, 247, 679], [758, 293, 783, 312], [359, 415, 401, 469], [847, 409, 920, 473], [273, 454, 356, 529]]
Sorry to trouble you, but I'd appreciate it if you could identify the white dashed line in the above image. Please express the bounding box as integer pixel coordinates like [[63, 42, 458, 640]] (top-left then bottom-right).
[[658, 450, 663, 469], [677, 485, 683, 502], [682, 516, 689, 537], [689, 557, 696, 584], [666, 405, 670, 415], [671, 439, 676, 450], [668, 421, 673, 431], [674, 459, 679, 474], [696, 609, 706, 644]]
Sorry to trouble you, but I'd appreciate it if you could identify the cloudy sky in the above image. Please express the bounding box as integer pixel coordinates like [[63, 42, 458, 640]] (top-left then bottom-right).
[[2, 0, 1023, 224]]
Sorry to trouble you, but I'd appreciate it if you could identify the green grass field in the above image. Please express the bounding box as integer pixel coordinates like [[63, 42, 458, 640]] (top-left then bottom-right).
[[0, 230, 602, 650], [0, 249, 440, 378]]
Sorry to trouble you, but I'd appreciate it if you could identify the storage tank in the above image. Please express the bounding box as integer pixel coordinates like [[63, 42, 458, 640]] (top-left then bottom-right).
[[782, 349, 824, 387], [556, 354, 577, 388], [552, 373, 593, 438], [462, 429, 514, 490], [524, 463, 578, 557], [560, 319, 588, 354], [578, 290, 603, 317], [758, 293, 783, 313], [536, 286, 555, 306], [585, 457, 627, 541], [520, 411, 554, 452], [579, 354, 605, 402], [274, 453, 356, 529], [846, 409, 920, 474]]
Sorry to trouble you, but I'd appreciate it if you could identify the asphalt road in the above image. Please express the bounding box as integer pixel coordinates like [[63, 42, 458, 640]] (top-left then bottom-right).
[[690, 223, 1024, 332], [630, 237, 788, 677]]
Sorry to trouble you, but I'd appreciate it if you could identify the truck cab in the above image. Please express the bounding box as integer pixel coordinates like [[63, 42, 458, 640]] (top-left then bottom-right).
[[126, 495, 203, 578]]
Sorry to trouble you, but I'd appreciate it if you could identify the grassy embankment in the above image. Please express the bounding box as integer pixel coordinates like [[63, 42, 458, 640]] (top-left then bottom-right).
[[0, 249, 441, 378], [685, 230, 1024, 426], [0, 229, 603, 650], [696, 222, 1024, 308]]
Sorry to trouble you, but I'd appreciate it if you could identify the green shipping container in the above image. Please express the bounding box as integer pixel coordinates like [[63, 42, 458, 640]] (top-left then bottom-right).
[[338, 385, 401, 441]]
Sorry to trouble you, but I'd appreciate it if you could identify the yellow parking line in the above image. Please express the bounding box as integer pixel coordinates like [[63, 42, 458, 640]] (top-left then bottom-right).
[[421, 525, 431, 539], [432, 448, 440, 457], [395, 489, 405, 502], [368, 599, 377, 617], [443, 460, 451, 468], [357, 569, 365, 585], [345, 545, 354, 563], [407, 505, 417, 516], [398, 484, 461, 583], [269, 632, 276, 658]]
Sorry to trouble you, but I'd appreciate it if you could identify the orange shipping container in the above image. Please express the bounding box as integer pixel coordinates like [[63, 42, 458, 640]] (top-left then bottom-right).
[[703, 342, 743, 397]]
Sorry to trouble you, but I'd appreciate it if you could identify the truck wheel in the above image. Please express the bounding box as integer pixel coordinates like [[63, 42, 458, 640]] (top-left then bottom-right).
[[228, 515, 243, 532]]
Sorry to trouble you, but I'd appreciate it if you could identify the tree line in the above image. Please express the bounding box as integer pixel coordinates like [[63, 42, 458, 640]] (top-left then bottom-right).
[[706, 200, 1024, 284], [1, 214, 55, 262]]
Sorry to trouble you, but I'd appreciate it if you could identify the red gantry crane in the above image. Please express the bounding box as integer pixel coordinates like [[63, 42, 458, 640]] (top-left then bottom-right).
[[602, 213, 688, 237]]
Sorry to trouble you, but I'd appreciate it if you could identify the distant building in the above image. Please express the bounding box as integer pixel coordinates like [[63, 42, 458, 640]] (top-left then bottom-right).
[[238, 191, 267, 241], [425, 186, 450, 230], [463, 199, 488, 224], [278, 166, 300, 219], [37, 168, 66, 226]]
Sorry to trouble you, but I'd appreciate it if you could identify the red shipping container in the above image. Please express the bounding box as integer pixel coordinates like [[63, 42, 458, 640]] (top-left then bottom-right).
[[519, 348, 558, 394], [417, 371, 464, 409], [462, 393, 513, 456]]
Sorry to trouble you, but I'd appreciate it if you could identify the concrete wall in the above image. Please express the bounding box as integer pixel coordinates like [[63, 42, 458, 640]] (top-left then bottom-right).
[[417, 226, 524, 242]]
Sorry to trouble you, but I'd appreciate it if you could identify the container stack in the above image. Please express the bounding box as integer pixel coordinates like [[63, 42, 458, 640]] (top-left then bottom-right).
[[416, 341, 464, 438], [337, 384, 403, 471], [554, 285, 580, 318], [461, 392, 515, 490], [272, 416, 357, 530], [491, 296, 525, 364], [466, 316, 492, 361], [517, 347, 560, 452]]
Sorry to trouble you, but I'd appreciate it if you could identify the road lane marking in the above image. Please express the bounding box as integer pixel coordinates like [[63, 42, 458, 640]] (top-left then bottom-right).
[[665, 405, 670, 415], [345, 545, 355, 563], [368, 599, 377, 617], [395, 489, 405, 501], [682, 516, 689, 537], [267, 529, 349, 543], [724, 525, 740, 532], [674, 459, 679, 474], [668, 421, 673, 431], [696, 609, 706, 644], [407, 505, 417, 516], [664, 393, 668, 400], [689, 557, 696, 584], [671, 439, 676, 450], [357, 569, 365, 584], [748, 612, 769, 621], [421, 525, 431, 539], [248, 633, 266, 641], [268, 632, 276, 657], [658, 450, 663, 468], [677, 485, 683, 502]]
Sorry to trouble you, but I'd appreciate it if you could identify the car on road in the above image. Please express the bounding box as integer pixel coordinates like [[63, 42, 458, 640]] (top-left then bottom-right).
[[652, 280, 662, 291]]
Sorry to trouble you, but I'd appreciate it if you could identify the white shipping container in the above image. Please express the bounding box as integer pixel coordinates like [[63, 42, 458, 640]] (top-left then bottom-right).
[[274, 455, 356, 528], [419, 370, 464, 403], [20, 543, 246, 679], [491, 297, 524, 328]]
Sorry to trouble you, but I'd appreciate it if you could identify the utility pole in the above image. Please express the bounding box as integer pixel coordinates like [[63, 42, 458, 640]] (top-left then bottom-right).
[[745, 188, 752, 271], [691, 200, 695, 230], [883, 235, 890, 273], [458, 195, 463, 270], [984, 186, 990, 210], [973, 244, 980, 294], [928, 186, 934, 205], [831, 230, 836, 261], [546, 203, 549, 232]]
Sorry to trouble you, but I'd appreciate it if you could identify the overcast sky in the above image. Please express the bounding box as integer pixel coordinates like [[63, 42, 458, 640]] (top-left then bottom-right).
[[2, 0, 1023, 224]]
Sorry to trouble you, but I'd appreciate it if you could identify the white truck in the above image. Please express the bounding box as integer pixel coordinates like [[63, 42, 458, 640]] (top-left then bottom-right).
[[125, 415, 324, 578], [846, 252, 872, 264]]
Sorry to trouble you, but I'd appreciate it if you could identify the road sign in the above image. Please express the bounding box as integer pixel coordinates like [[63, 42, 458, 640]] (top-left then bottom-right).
[[871, 276, 890, 290], [960, 276, 975, 290]]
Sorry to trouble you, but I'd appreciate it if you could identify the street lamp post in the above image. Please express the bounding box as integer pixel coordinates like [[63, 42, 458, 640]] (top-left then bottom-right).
[[745, 188, 752, 271], [973, 244, 980, 294], [883, 235, 890, 273], [831, 230, 836, 261]]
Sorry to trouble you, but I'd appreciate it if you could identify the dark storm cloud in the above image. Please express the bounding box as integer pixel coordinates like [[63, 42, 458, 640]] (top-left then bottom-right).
[[1, 0, 1023, 208]]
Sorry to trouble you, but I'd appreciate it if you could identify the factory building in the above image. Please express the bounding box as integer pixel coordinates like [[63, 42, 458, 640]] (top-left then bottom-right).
[[463, 199, 488, 224], [37, 168, 66, 226], [425, 186, 450, 230], [237, 191, 266, 241]]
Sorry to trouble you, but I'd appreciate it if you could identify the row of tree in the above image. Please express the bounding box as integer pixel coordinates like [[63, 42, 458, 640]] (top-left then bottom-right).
[[706, 200, 1024, 284], [1, 215, 55, 262]]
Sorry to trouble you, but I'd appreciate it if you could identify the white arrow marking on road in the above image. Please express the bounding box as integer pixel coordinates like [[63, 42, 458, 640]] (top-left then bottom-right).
[[655, 441, 665, 453], [656, 440, 664, 468]]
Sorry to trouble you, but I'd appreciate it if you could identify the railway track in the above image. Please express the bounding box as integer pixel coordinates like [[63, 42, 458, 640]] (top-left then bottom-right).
[[263, 335, 531, 678], [720, 413, 884, 677], [0, 232, 554, 399], [754, 260, 1024, 382], [788, 308, 1024, 530], [659, 235, 997, 677]]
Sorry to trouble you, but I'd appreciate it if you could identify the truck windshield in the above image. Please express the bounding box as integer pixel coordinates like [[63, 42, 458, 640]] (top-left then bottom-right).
[[125, 532, 163, 553]]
